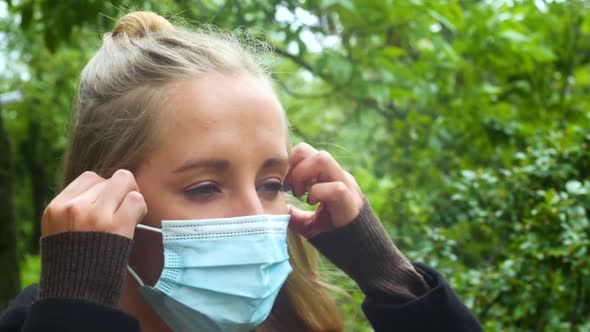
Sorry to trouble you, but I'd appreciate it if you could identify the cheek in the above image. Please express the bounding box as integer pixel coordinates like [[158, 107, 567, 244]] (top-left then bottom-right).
[[128, 169, 166, 284], [128, 226, 164, 286], [263, 192, 289, 215], [135, 165, 161, 226]]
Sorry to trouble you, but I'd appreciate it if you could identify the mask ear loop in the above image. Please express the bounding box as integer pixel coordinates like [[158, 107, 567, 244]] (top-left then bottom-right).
[[127, 266, 145, 287], [136, 224, 162, 233], [127, 224, 164, 287]]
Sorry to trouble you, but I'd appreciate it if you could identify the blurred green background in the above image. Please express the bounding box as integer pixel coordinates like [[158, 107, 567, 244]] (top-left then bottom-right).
[[1, 0, 590, 330]]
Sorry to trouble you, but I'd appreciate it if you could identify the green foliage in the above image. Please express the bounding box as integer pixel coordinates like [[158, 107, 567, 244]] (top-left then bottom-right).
[[2, 0, 590, 329], [423, 132, 590, 331], [20, 255, 40, 287]]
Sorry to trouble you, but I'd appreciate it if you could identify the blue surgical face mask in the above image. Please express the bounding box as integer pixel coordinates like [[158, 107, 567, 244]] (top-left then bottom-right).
[[127, 214, 292, 332]]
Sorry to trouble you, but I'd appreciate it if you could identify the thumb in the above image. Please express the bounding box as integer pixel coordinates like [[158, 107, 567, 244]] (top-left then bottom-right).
[[288, 204, 315, 236]]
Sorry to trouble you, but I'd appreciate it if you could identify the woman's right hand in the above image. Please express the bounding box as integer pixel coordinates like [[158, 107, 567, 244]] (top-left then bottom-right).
[[41, 170, 147, 239]]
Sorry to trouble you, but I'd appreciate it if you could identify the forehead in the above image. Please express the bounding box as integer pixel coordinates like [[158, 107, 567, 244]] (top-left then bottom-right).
[[154, 73, 288, 163]]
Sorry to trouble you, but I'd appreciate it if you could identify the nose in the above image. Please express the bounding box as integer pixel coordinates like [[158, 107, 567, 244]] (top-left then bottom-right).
[[228, 188, 265, 217]]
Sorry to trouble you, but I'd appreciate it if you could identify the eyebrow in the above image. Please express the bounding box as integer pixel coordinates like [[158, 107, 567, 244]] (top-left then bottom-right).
[[261, 157, 289, 170], [174, 159, 230, 173], [173, 156, 288, 174]]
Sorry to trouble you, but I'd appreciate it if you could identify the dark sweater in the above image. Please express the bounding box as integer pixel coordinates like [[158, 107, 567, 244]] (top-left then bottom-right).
[[0, 201, 483, 331]]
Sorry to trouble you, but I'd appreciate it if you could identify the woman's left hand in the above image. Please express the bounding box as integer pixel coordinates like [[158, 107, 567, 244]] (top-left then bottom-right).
[[285, 143, 364, 238]]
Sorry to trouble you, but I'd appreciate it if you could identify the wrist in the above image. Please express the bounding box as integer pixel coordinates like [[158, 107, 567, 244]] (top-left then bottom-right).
[[309, 200, 429, 300], [38, 232, 133, 307]]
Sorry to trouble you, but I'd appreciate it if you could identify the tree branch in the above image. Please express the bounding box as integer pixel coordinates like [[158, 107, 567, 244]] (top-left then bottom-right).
[[569, 272, 583, 332], [288, 122, 311, 142], [479, 290, 507, 321], [559, 5, 583, 129], [270, 45, 315, 73], [279, 82, 335, 99], [270, 45, 437, 124]]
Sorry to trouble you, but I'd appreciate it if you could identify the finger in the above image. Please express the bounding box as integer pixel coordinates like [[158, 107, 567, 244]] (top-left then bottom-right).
[[112, 191, 148, 239], [95, 169, 139, 215], [288, 205, 315, 236], [307, 182, 351, 205], [290, 151, 345, 197], [289, 143, 318, 168], [41, 180, 106, 235], [307, 182, 359, 226], [286, 143, 317, 192], [53, 171, 104, 205], [67, 180, 108, 206]]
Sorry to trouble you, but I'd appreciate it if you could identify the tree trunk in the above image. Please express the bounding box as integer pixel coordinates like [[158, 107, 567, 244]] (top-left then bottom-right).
[[0, 104, 22, 309], [21, 120, 49, 254], [29, 162, 49, 254]]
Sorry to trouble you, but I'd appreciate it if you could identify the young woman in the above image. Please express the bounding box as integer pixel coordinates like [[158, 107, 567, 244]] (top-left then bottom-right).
[[0, 11, 482, 332]]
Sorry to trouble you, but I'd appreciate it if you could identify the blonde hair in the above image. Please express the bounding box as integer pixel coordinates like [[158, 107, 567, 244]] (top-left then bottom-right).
[[63, 11, 344, 331]]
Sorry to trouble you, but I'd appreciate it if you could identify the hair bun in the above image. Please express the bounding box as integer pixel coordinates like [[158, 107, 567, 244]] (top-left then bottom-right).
[[112, 11, 173, 39]]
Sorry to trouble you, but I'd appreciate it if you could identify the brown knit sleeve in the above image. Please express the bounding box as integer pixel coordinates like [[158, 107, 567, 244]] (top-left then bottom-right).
[[309, 200, 430, 303], [38, 232, 133, 307]]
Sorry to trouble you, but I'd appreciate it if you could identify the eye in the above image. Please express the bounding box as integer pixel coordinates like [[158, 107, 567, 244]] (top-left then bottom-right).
[[184, 183, 221, 198], [257, 180, 283, 192], [257, 179, 284, 199]]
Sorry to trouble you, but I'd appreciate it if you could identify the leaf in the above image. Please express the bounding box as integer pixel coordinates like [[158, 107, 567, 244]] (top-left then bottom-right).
[[499, 29, 530, 43], [481, 83, 502, 95], [382, 46, 406, 58], [566, 180, 587, 195], [461, 170, 477, 180], [428, 9, 456, 32], [528, 45, 556, 62]]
